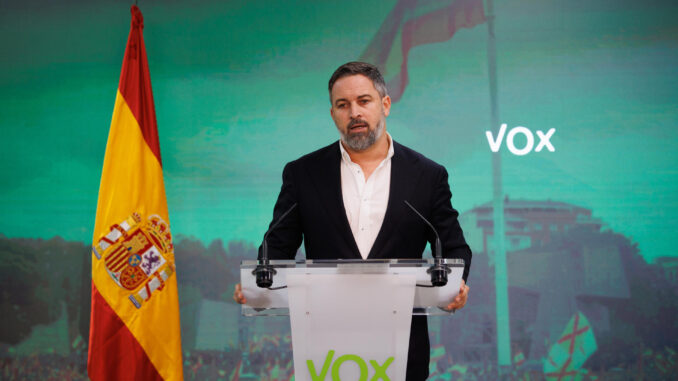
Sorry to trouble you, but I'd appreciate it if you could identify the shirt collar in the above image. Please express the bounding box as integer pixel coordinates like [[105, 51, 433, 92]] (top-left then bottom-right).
[[339, 132, 394, 165]]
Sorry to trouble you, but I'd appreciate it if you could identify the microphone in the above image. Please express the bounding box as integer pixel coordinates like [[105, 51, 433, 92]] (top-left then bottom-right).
[[254, 202, 298, 288], [404, 200, 451, 287]]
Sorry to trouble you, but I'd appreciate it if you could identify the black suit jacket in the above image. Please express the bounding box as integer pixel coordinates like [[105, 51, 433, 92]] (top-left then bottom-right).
[[261, 140, 472, 380]]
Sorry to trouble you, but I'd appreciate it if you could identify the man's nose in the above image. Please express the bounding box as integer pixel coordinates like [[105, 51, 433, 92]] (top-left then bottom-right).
[[349, 102, 362, 119]]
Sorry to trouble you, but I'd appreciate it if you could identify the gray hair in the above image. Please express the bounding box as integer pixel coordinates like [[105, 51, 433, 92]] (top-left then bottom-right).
[[328, 62, 388, 102]]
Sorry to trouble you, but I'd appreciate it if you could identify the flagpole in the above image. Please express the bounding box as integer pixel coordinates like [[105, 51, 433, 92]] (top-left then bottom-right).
[[485, 0, 511, 371]]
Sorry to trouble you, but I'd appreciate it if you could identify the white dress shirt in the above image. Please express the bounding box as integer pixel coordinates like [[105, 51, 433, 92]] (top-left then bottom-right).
[[339, 133, 395, 259]]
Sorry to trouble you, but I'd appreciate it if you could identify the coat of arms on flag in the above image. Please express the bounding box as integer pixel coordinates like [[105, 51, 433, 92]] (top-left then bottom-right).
[[93, 212, 176, 308]]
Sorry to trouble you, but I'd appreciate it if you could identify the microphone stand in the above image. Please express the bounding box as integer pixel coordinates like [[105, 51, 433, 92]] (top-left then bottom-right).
[[254, 203, 297, 289], [404, 201, 451, 287]]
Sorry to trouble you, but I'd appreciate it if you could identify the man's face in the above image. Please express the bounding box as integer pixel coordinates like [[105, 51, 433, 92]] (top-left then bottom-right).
[[330, 74, 391, 152]]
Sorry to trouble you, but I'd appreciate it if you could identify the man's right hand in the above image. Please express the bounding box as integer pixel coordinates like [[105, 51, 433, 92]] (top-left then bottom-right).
[[233, 283, 247, 304]]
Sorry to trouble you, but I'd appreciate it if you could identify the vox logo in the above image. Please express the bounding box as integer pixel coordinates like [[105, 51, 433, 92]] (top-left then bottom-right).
[[486, 124, 556, 156], [307, 350, 393, 381]]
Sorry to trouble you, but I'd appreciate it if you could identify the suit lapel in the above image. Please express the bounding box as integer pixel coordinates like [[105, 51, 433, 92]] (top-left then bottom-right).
[[305, 142, 362, 259], [367, 142, 421, 259]]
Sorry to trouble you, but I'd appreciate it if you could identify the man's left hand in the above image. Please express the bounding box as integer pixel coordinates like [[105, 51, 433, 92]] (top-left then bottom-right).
[[445, 279, 469, 312]]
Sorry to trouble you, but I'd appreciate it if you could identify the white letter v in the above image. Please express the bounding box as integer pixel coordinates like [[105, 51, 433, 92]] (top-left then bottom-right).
[[486, 123, 507, 152]]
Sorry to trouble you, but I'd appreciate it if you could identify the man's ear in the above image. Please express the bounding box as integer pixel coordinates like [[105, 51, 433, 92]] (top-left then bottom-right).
[[382, 95, 392, 117]]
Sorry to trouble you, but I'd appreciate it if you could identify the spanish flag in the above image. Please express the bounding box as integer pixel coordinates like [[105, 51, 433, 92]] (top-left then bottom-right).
[[88, 6, 183, 380], [360, 0, 485, 102]]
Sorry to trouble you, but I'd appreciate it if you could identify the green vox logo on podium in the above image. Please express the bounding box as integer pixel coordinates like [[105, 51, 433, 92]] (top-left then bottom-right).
[[307, 350, 394, 381]]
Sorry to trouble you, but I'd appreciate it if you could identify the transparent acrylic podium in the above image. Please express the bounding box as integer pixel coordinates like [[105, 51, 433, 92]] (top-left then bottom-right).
[[240, 259, 464, 381]]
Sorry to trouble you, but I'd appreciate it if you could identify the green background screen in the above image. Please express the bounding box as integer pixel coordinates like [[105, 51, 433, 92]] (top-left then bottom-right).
[[1, 0, 677, 379]]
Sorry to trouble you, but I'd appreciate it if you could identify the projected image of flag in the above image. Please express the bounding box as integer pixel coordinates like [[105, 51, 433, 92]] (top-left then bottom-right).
[[360, 0, 486, 102]]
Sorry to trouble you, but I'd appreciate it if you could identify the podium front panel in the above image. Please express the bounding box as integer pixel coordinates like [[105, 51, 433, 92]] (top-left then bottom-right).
[[286, 272, 416, 381]]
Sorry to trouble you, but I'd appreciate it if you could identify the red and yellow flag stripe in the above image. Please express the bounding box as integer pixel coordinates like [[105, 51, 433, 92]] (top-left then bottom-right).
[[88, 6, 183, 381]]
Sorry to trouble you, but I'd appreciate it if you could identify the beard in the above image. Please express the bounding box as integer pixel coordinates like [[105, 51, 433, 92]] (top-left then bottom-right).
[[340, 117, 385, 152]]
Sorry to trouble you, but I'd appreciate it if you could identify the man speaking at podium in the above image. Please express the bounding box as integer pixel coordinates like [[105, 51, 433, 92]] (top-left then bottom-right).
[[235, 62, 471, 380]]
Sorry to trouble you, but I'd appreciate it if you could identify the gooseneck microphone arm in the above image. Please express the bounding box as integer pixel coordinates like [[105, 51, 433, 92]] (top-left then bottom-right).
[[254, 202, 298, 289], [404, 200, 451, 287], [404, 201, 442, 259]]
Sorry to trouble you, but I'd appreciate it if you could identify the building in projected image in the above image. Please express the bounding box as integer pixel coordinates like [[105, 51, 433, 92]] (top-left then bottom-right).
[[656, 256, 678, 288], [460, 198, 604, 254], [445, 198, 629, 364]]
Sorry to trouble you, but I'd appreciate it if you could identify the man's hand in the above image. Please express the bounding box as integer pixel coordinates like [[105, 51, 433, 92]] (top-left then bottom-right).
[[445, 279, 469, 312], [233, 283, 247, 304]]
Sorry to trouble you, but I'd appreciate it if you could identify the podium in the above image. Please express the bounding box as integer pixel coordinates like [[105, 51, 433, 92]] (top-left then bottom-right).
[[240, 259, 464, 381]]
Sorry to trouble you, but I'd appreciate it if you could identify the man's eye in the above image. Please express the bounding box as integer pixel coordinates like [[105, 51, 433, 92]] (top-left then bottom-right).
[[337, 103, 347, 109], [359, 99, 369, 105]]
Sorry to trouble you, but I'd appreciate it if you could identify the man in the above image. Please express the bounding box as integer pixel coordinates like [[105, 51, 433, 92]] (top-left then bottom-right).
[[234, 61, 471, 380]]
